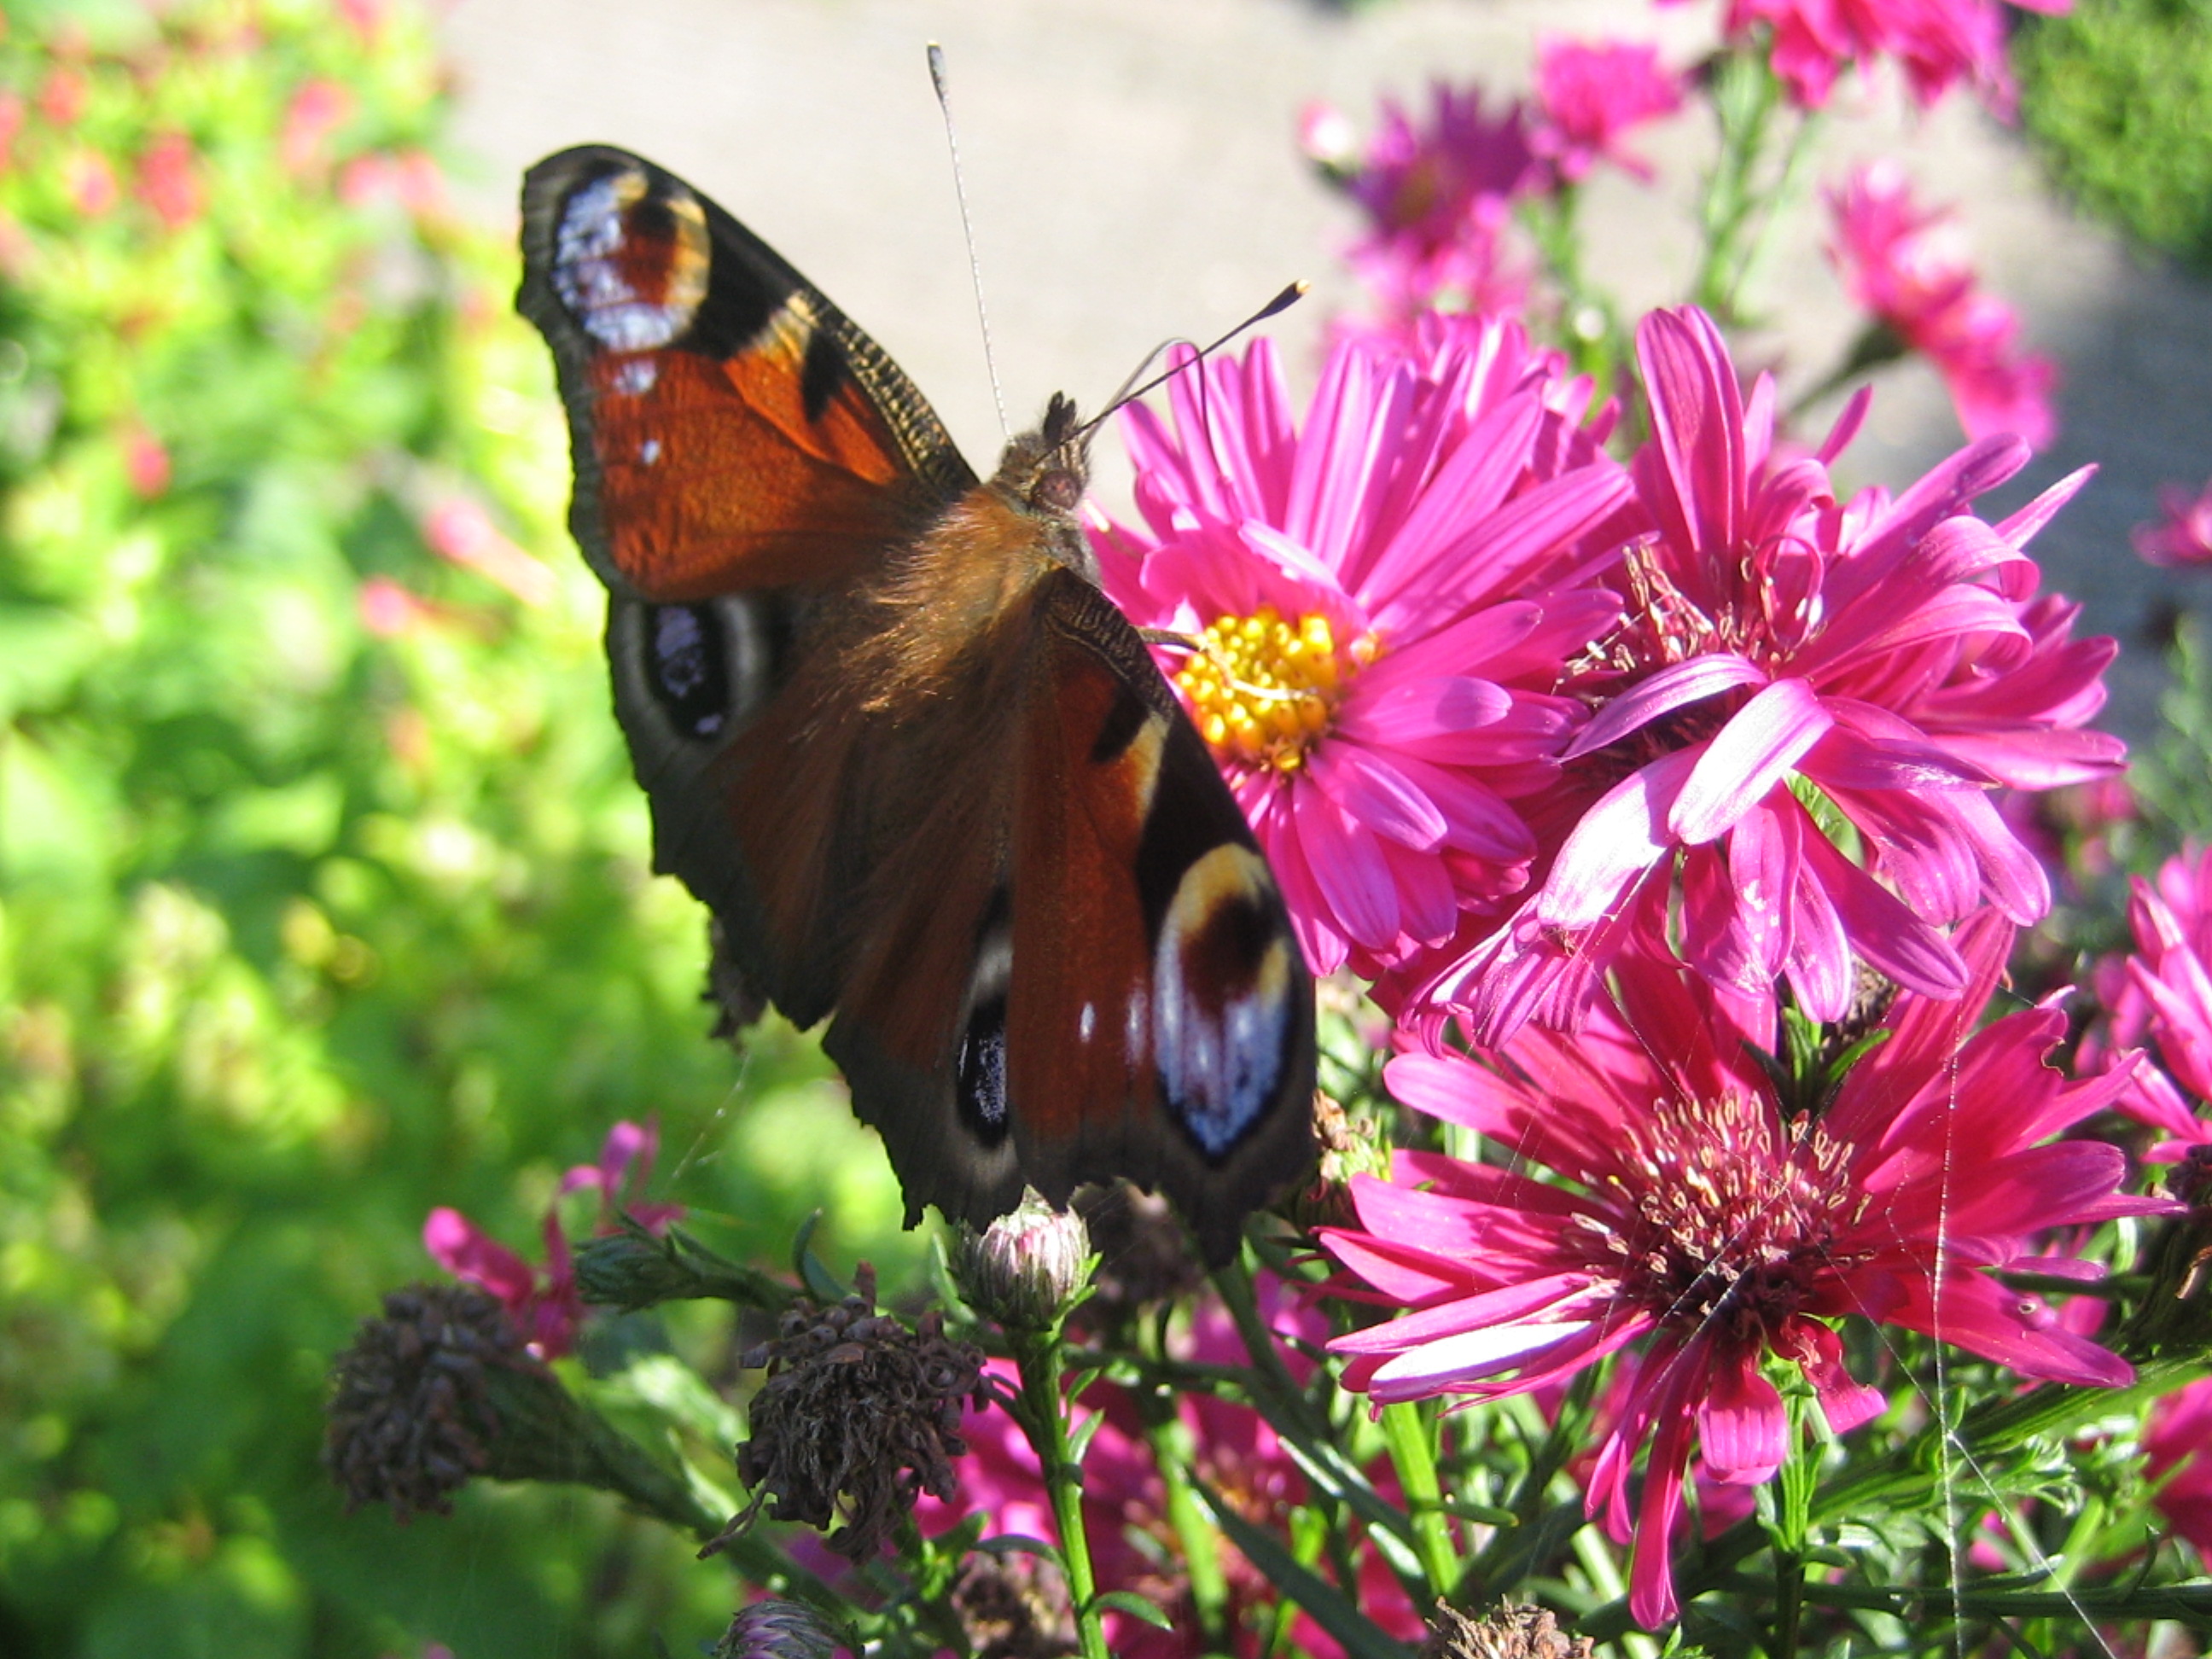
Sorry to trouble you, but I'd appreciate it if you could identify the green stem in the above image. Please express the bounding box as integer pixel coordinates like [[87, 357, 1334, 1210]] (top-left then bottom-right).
[[1580, 1350, 2212, 1641], [1687, 44, 1823, 331], [1379, 1399, 1457, 1597], [1691, 49, 1780, 323], [1718, 1573, 2212, 1622], [1210, 1261, 1334, 1444], [1767, 1390, 1813, 1659], [1143, 1405, 1229, 1639], [1720, 102, 1820, 322], [1010, 1330, 1110, 1659], [484, 1363, 848, 1626]]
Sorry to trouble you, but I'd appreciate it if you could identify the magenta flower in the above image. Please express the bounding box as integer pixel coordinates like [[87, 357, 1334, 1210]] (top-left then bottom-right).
[[1300, 84, 1540, 323], [422, 496, 560, 607], [2133, 478, 2212, 568], [424, 1118, 680, 1359], [134, 131, 204, 232], [280, 78, 352, 178], [1090, 314, 1636, 978], [2096, 846, 2212, 1151], [2147, 1378, 2212, 1563], [1326, 918, 2164, 1629], [1401, 305, 2121, 1045], [917, 1289, 1423, 1656], [1531, 37, 1684, 185], [1826, 161, 2058, 448], [1704, 0, 2067, 114]]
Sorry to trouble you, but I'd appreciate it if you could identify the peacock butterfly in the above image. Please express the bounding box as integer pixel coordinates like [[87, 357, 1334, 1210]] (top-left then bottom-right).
[[515, 146, 1316, 1265]]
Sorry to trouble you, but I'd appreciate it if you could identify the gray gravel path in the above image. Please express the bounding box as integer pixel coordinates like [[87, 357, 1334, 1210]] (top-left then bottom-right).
[[439, 0, 2212, 750]]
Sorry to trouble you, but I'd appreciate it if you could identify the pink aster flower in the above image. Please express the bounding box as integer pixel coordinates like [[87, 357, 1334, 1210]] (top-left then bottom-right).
[[280, 78, 352, 178], [1326, 917, 2165, 1629], [1301, 84, 1540, 323], [1827, 160, 2058, 448], [122, 423, 171, 499], [1089, 314, 1637, 978], [1705, 0, 2067, 114], [1403, 305, 2121, 1045], [134, 131, 204, 232], [2147, 1377, 2212, 1563], [2095, 846, 2212, 1151], [2133, 478, 2212, 568], [1531, 37, 1684, 185], [424, 1118, 680, 1359], [421, 495, 559, 607], [62, 148, 117, 218], [917, 1289, 1423, 1657]]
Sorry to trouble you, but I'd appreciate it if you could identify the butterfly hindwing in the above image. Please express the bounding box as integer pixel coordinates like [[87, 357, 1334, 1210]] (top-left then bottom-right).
[[518, 145, 975, 602], [1009, 570, 1316, 1261], [823, 570, 1316, 1260]]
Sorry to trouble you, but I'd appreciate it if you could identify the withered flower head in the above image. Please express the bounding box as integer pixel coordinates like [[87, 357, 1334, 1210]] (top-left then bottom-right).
[[711, 1598, 850, 1659], [952, 1190, 1092, 1332], [323, 1282, 528, 1522], [950, 1549, 1078, 1659], [1418, 1602, 1593, 1659], [706, 1263, 987, 1563]]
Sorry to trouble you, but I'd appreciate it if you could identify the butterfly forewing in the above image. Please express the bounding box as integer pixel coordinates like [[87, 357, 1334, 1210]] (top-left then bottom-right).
[[518, 145, 974, 600], [518, 146, 1317, 1263]]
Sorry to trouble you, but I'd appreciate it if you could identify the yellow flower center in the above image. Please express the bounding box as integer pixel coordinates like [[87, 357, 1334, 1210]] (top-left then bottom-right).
[[1173, 605, 1376, 772]]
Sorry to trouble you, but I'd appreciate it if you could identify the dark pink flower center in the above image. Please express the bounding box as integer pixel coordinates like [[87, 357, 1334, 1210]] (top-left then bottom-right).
[[1571, 1089, 1866, 1345]]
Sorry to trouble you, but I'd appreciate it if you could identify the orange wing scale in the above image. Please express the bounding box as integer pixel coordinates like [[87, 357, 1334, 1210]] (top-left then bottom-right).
[[588, 346, 913, 601]]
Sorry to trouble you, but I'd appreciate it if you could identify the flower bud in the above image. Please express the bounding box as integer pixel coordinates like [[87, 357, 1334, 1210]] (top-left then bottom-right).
[[1287, 1090, 1388, 1233], [712, 1598, 849, 1659], [952, 1190, 1092, 1331], [572, 1224, 796, 1315]]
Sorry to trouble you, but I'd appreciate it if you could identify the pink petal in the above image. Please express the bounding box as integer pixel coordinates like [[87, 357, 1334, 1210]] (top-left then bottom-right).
[[1698, 1354, 1787, 1485], [423, 1208, 536, 1305], [1798, 828, 1969, 998], [1779, 1319, 1886, 1434], [1670, 678, 1833, 846], [1637, 306, 1744, 562], [1312, 745, 1449, 851], [1564, 654, 1767, 761], [1537, 746, 1700, 927], [1368, 1318, 1594, 1395], [1340, 676, 1511, 746], [1297, 785, 1402, 947]]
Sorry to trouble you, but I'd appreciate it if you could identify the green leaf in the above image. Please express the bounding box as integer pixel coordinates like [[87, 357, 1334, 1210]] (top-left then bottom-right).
[[1191, 1478, 1416, 1659], [1088, 1590, 1175, 1632], [792, 1209, 847, 1302], [973, 1533, 1063, 1567]]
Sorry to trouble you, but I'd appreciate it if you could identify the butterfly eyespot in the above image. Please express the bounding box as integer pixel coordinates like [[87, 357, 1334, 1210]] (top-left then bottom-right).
[[552, 167, 711, 352], [1032, 468, 1083, 514], [648, 604, 729, 739]]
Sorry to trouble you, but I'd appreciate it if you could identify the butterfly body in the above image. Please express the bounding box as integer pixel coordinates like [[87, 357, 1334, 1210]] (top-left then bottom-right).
[[518, 146, 1314, 1261]]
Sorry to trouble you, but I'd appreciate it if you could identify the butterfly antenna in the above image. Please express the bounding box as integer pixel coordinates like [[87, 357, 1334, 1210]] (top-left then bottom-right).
[[928, 42, 1010, 443], [1073, 280, 1307, 445]]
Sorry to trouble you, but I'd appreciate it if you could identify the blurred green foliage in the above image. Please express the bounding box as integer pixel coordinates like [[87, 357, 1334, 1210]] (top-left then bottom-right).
[[2017, 0, 2212, 272], [0, 2, 923, 1654]]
